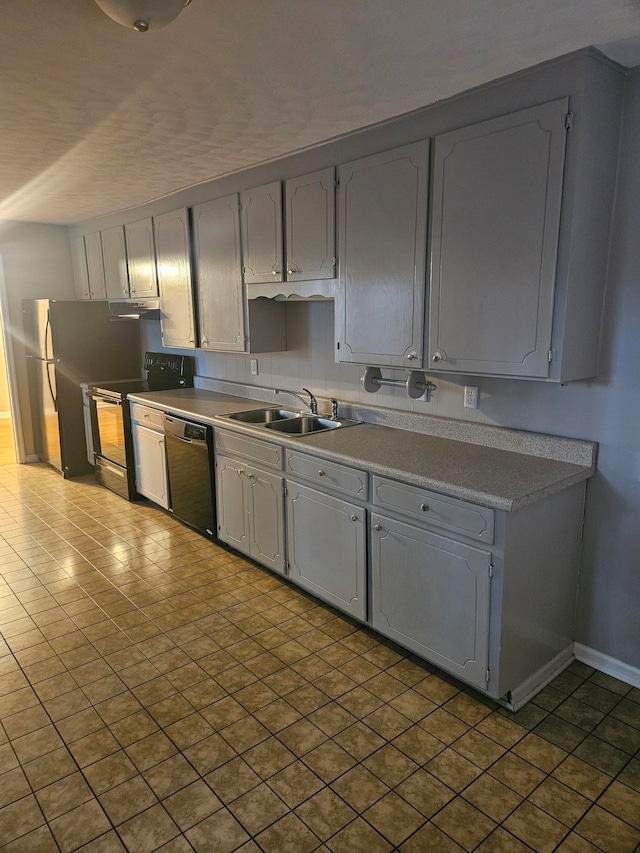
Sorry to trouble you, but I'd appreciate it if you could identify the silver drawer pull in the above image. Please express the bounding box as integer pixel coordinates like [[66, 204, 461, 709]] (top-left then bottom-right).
[[374, 523, 382, 531], [247, 473, 256, 481], [420, 503, 429, 512], [317, 470, 325, 477], [350, 515, 358, 522]]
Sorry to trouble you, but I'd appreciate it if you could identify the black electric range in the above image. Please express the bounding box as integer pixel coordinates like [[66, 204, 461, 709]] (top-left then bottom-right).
[[89, 352, 195, 500]]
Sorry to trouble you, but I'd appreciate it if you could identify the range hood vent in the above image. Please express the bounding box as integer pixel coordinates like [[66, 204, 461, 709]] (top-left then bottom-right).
[[108, 299, 161, 319]]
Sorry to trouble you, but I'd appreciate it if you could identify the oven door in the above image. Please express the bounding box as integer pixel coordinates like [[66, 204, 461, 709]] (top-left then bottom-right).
[[90, 390, 127, 468]]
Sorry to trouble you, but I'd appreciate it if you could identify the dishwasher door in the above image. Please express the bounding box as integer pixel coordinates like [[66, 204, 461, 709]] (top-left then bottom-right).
[[164, 415, 215, 537]]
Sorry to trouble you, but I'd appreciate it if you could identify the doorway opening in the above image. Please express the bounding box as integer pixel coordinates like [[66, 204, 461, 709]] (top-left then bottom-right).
[[0, 254, 24, 466]]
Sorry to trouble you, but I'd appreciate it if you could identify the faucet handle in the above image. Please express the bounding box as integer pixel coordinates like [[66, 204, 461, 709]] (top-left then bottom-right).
[[301, 387, 318, 415], [330, 398, 339, 420]]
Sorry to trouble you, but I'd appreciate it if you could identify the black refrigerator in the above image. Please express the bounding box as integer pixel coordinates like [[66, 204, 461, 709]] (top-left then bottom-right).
[[23, 300, 142, 477]]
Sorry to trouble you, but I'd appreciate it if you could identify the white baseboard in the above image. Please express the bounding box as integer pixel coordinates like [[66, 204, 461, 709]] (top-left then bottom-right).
[[503, 645, 575, 711], [574, 643, 640, 689]]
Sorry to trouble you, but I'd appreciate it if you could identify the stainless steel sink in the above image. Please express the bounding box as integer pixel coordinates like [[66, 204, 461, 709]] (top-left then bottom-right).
[[224, 408, 298, 424], [264, 416, 350, 434]]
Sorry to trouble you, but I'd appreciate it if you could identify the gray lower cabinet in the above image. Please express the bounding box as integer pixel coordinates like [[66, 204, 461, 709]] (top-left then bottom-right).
[[286, 482, 366, 620], [130, 404, 168, 509], [337, 141, 429, 367], [371, 513, 492, 690], [215, 432, 285, 574], [429, 99, 568, 379], [154, 208, 196, 349]]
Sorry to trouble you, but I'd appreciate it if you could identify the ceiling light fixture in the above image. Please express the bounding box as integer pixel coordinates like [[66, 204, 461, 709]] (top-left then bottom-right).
[[93, 0, 192, 32]]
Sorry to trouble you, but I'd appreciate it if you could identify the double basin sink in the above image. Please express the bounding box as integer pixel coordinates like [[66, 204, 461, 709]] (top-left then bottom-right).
[[219, 407, 360, 435]]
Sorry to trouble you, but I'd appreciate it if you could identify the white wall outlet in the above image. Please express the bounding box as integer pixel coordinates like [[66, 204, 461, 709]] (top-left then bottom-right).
[[250, 358, 259, 376], [464, 385, 479, 408]]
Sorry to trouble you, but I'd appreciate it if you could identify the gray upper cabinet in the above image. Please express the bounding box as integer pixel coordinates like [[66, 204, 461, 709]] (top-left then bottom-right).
[[101, 225, 130, 300], [337, 141, 429, 368], [240, 182, 284, 284], [125, 218, 158, 299], [154, 208, 196, 350], [70, 236, 90, 300], [285, 167, 335, 281], [193, 194, 246, 352], [429, 99, 569, 379], [84, 232, 107, 300]]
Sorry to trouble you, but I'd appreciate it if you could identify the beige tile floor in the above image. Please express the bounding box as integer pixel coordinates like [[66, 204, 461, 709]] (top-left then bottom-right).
[[0, 460, 639, 852]]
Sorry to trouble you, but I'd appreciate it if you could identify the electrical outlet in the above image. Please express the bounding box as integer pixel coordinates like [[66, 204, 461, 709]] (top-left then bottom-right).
[[250, 358, 259, 376], [464, 385, 478, 408]]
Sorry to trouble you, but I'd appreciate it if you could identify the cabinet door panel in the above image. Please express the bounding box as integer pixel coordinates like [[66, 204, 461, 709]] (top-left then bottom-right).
[[241, 182, 284, 284], [70, 236, 90, 300], [285, 168, 335, 281], [429, 99, 568, 378], [132, 424, 168, 509], [287, 483, 366, 619], [101, 225, 130, 300], [194, 195, 246, 352], [247, 466, 285, 574], [84, 232, 107, 299], [155, 208, 196, 349], [215, 455, 249, 554], [371, 514, 491, 689], [125, 218, 158, 298], [338, 141, 429, 367]]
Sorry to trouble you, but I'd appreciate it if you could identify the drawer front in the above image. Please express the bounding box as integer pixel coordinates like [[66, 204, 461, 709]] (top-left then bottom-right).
[[215, 428, 282, 470], [130, 403, 164, 431], [372, 476, 494, 543], [286, 450, 368, 499]]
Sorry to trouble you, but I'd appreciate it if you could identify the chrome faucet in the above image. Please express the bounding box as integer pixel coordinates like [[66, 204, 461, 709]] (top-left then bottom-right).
[[274, 387, 318, 415]]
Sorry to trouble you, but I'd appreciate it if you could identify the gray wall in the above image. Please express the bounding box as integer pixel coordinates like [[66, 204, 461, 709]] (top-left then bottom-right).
[[0, 221, 76, 455], [144, 72, 640, 672]]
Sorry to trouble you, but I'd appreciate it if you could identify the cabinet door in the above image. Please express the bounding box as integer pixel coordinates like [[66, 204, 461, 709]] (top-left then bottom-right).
[[132, 424, 169, 509], [101, 225, 130, 300], [371, 513, 491, 690], [429, 99, 568, 378], [246, 465, 285, 574], [240, 182, 284, 284], [287, 482, 366, 619], [215, 455, 250, 554], [193, 195, 246, 352], [70, 236, 91, 300], [125, 218, 158, 299], [337, 141, 429, 367], [84, 232, 107, 299], [285, 168, 335, 281], [154, 208, 196, 349]]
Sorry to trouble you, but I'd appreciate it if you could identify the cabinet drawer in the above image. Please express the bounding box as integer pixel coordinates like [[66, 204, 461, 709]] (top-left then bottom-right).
[[372, 476, 494, 544], [286, 450, 367, 499], [215, 429, 282, 470], [130, 403, 164, 431]]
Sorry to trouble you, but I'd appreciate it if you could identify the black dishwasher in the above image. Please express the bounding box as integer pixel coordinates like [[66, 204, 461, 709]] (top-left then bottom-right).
[[164, 415, 216, 537]]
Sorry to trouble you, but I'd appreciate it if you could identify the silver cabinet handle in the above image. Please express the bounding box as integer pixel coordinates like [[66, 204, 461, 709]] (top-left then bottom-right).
[[247, 473, 256, 481], [420, 503, 429, 512], [432, 352, 442, 363], [317, 470, 325, 477], [406, 351, 418, 360], [374, 523, 382, 531], [272, 269, 279, 276], [350, 515, 358, 522]]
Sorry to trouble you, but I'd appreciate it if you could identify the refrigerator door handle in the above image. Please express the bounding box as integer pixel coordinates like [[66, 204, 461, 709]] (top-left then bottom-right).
[[47, 362, 58, 413], [45, 308, 53, 361]]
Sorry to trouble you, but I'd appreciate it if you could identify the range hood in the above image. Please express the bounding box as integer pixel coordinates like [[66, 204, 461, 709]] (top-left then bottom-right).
[[108, 298, 161, 319]]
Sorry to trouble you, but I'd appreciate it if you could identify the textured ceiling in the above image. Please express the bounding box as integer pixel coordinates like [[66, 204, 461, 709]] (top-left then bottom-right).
[[1, 0, 640, 225]]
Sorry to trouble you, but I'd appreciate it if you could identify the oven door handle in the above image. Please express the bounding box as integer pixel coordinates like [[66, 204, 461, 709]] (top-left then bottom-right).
[[90, 392, 122, 405]]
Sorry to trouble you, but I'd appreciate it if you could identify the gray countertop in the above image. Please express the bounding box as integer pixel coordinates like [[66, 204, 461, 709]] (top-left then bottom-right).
[[128, 388, 593, 511]]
